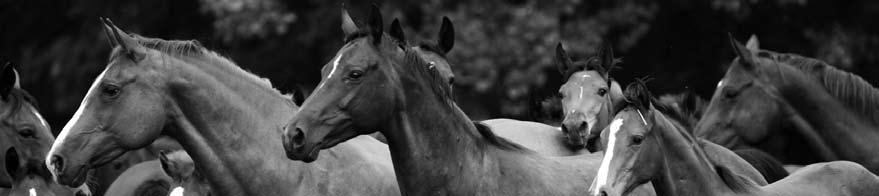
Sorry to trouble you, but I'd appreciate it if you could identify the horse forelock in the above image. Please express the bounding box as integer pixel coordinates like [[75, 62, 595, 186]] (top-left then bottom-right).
[[761, 51, 879, 123]]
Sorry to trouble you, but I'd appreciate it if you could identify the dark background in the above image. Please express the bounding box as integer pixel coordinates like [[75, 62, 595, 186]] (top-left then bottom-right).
[[1, 0, 877, 133]]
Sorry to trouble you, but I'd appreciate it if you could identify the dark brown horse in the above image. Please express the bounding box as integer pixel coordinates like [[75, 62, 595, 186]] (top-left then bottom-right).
[[281, 6, 653, 195], [45, 18, 399, 195], [591, 80, 879, 196], [0, 63, 90, 196], [695, 35, 879, 173]]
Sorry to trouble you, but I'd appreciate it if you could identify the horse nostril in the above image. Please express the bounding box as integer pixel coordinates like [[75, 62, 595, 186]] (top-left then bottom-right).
[[579, 121, 589, 132], [291, 128, 306, 147], [599, 190, 608, 196], [49, 155, 64, 173], [561, 125, 569, 134]]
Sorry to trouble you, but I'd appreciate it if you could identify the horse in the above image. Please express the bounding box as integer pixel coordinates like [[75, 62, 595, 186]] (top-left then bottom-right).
[[103, 159, 171, 196], [280, 6, 654, 195], [694, 35, 879, 173], [589, 79, 879, 196], [657, 91, 789, 183], [387, 17, 590, 155], [555, 43, 626, 152], [90, 136, 182, 196], [44, 18, 399, 196], [0, 63, 91, 196]]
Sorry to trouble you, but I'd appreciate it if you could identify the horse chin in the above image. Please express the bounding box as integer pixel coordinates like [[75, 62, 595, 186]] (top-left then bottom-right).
[[55, 164, 89, 188]]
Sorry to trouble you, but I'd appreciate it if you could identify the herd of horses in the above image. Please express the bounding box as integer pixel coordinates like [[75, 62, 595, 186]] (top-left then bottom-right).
[[1, 5, 878, 196]]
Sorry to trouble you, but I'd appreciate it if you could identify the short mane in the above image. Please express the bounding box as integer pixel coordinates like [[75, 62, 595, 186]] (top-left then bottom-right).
[[121, 34, 291, 100], [761, 51, 879, 123], [0, 88, 39, 122], [473, 121, 530, 151]]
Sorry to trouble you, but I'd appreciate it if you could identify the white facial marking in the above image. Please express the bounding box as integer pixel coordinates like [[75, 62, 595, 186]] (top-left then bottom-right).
[[312, 51, 346, 93], [593, 118, 624, 195], [716, 80, 724, 88], [30, 106, 49, 131], [170, 186, 185, 196], [637, 110, 648, 125], [29, 188, 36, 196], [579, 86, 584, 99], [47, 66, 111, 177]]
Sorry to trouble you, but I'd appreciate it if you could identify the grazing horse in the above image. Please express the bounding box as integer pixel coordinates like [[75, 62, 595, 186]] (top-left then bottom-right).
[[555, 43, 625, 152], [0, 63, 90, 196], [385, 15, 588, 156], [695, 35, 879, 173], [280, 7, 654, 195], [589, 80, 879, 196], [44, 18, 399, 196]]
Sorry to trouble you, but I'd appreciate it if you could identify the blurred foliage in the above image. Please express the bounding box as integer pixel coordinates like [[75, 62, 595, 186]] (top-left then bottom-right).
[[1, 0, 878, 130]]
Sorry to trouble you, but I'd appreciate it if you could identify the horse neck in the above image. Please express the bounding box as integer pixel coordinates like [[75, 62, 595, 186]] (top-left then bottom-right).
[[381, 85, 502, 192], [775, 73, 879, 160], [163, 58, 310, 194], [651, 112, 739, 196]]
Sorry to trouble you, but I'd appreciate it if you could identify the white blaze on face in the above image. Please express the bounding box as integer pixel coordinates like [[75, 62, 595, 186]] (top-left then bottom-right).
[[312, 51, 346, 94], [29, 106, 49, 132], [716, 80, 724, 89], [46, 66, 111, 177], [170, 186, 185, 196], [578, 86, 584, 99], [593, 118, 624, 195], [29, 188, 36, 196]]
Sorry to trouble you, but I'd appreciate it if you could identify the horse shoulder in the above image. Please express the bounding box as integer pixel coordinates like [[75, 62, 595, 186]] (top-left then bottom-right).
[[315, 136, 400, 196]]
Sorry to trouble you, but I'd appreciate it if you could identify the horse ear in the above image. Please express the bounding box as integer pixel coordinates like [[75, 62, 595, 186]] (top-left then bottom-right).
[[598, 44, 615, 78], [437, 16, 455, 54], [100, 17, 118, 48], [0, 62, 18, 99], [340, 7, 359, 37], [367, 4, 383, 45], [555, 42, 574, 76], [728, 34, 755, 69], [102, 18, 145, 62], [389, 18, 405, 43], [746, 34, 760, 50]]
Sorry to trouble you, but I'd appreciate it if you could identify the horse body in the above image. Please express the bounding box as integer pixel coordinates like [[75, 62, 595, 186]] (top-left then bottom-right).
[[45, 19, 398, 196], [103, 160, 171, 196], [481, 119, 589, 156]]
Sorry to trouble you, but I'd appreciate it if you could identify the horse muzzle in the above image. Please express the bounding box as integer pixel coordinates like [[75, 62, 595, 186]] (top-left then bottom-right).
[[282, 126, 320, 163]]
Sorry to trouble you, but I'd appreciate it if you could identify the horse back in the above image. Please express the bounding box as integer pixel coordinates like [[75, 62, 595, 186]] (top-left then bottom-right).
[[763, 161, 879, 196]]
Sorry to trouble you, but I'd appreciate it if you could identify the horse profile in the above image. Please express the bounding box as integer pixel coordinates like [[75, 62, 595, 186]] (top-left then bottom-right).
[[694, 35, 879, 173], [590, 79, 879, 196], [45, 18, 399, 195], [0, 63, 90, 196], [281, 6, 654, 195]]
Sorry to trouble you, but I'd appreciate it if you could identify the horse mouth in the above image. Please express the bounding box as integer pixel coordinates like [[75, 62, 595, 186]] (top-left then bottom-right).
[[56, 165, 89, 187]]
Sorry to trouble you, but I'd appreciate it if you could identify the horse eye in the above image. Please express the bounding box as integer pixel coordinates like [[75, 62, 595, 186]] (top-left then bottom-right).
[[18, 127, 35, 139], [631, 135, 644, 145], [101, 84, 122, 98], [347, 70, 364, 79], [597, 88, 608, 96], [724, 88, 739, 98]]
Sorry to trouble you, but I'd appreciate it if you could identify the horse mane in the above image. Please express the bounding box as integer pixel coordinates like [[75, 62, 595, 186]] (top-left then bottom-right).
[[472, 121, 530, 151], [0, 88, 39, 122], [399, 46, 455, 104], [561, 54, 622, 81], [761, 51, 879, 123], [656, 91, 707, 130], [120, 34, 292, 100]]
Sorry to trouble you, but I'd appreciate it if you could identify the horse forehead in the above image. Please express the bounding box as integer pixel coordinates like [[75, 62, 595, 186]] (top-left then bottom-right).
[[566, 71, 606, 86]]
